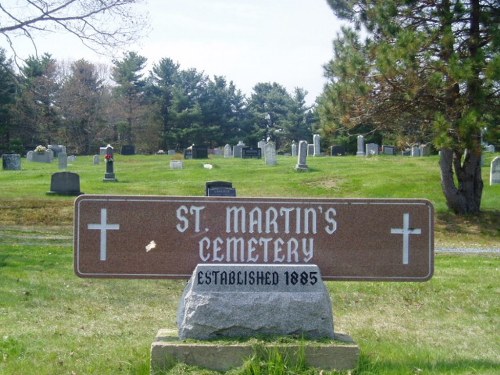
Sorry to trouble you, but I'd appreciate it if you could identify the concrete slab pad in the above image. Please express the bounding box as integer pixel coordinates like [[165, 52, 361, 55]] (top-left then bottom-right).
[[150, 329, 359, 373]]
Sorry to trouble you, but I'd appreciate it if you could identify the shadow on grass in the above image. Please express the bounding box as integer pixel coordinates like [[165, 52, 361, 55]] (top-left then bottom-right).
[[436, 210, 500, 240]]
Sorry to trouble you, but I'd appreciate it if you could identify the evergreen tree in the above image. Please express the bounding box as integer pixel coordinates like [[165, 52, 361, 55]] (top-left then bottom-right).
[[0, 49, 17, 153], [111, 51, 147, 145], [321, 0, 499, 214], [16, 53, 60, 146]]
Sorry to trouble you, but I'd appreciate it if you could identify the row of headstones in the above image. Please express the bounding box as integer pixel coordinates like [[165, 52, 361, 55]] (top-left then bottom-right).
[[3, 153, 500, 185], [355, 136, 432, 157], [1, 152, 76, 170]]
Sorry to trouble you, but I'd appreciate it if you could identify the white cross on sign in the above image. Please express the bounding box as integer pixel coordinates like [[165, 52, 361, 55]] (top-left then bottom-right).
[[391, 213, 422, 265], [87, 208, 120, 261]]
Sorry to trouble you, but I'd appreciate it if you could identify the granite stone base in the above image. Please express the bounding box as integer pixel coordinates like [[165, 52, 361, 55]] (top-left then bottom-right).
[[151, 329, 359, 373]]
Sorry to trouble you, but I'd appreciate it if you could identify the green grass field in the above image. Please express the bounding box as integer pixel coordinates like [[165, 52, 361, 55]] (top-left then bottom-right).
[[1, 153, 499, 374]]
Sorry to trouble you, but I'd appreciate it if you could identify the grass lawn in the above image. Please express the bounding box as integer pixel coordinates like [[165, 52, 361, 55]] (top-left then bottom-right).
[[0, 153, 499, 374]]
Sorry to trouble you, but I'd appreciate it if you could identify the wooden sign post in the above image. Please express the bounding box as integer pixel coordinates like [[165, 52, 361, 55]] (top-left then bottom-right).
[[74, 195, 433, 281]]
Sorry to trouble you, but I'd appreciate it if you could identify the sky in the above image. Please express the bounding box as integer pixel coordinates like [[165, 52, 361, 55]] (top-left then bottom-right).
[[2, 0, 343, 104]]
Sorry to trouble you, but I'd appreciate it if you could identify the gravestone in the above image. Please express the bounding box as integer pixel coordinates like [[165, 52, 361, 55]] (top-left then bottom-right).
[[257, 140, 266, 151], [2, 154, 21, 170], [184, 148, 192, 159], [295, 140, 309, 171], [48, 144, 66, 157], [265, 141, 277, 166], [419, 144, 430, 156], [485, 144, 495, 153], [242, 147, 262, 159], [121, 145, 135, 155], [382, 145, 395, 155], [307, 144, 314, 156], [26, 151, 34, 161], [58, 152, 68, 170], [31, 150, 53, 163], [178, 264, 334, 340], [313, 134, 321, 156], [170, 160, 184, 169], [365, 143, 379, 156], [205, 181, 236, 197], [47, 172, 83, 195], [411, 146, 420, 157], [233, 141, 245, 158], [211, 148, 223, 156], [103, 145, 117, 182], [490, 157, 500, 185], [223, 144, 232, 158], [291, 141, 297, 157], [168, 150, 176, 156], [68, 155, 77, 163], [99, 146, 108, 156], [330, 145, 345, 156], [356, 135, 365, 156], [192, 146, 208, 159], [93, 155, 100, 165]]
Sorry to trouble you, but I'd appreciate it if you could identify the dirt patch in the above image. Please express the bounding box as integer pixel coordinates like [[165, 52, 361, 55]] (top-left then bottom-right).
[[305, 178, 342, 190], [0, 199, 73, 226]]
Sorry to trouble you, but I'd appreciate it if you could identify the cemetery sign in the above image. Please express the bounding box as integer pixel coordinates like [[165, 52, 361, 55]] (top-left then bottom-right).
[[74, 195, 434, 281]]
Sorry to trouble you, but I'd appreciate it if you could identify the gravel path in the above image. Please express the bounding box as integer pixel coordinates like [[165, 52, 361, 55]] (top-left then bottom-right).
[[435, 247, 500, 254]]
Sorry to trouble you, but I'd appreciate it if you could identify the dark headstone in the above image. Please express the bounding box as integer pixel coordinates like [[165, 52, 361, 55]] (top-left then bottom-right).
[[207, 187, 237, 196], [103, 145, 117, 182], [330, 145, 346, 156], [2, 154, 21, 170], [382, 145, 396, 155], [205, 181, 235, 196], [47, 172, 83, 196], [121, 145, 135, 155], [192, 146, 208, 159], [242, 147, 262, 159]]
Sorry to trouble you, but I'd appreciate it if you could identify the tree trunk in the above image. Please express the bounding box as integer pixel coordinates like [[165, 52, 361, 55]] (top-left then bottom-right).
[[439, 148, 483, 214]]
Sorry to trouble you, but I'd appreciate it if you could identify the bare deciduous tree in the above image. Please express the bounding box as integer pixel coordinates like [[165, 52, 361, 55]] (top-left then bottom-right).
[[0, 0, 149, 60]]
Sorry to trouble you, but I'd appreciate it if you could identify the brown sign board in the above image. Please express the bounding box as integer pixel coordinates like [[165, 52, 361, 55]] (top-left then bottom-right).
[[74, 195, 434, 281]]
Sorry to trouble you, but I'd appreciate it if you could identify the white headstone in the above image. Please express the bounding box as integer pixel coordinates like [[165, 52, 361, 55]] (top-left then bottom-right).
[[295, 140, 308, 171], [93, 155, 100, 165], [356, 135, 365, 156], [233, 141, 245, 158], [490, 156, 500, 185], [313, 134, 321, 156], [224, 144, 232, 158], [170, 160, 184, 169], [265, 141, 277, 166], [291, 141, 297, 157], [411, 146, 420, 157], [58, 152, 68, 170]]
